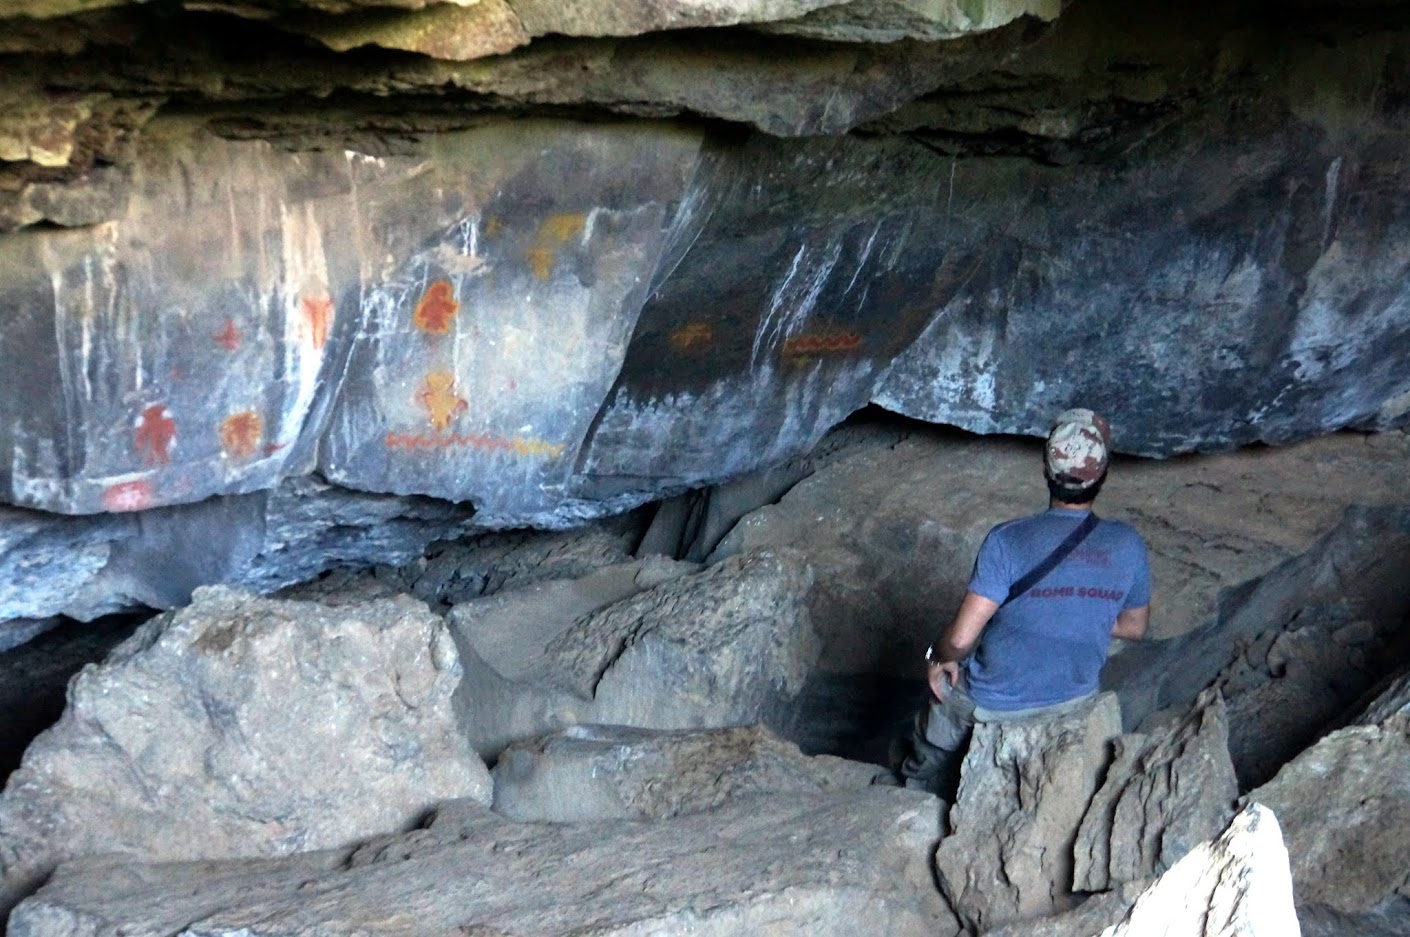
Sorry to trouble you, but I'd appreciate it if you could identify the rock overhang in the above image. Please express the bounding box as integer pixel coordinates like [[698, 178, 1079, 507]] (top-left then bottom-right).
[[0, 0, 1409, 612]]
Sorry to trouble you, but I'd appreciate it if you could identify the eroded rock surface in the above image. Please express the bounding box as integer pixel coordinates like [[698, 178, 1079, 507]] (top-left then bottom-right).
[[0, 588, 490, 913], [491, 723, 882, 823], [1073, 689, 1238, 893], [9, 790, 956, 937], [935, 693, 1122, 932]]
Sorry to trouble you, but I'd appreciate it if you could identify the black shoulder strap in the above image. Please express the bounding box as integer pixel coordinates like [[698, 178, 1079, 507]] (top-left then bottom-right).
[[1003, 512, 1100, 606]]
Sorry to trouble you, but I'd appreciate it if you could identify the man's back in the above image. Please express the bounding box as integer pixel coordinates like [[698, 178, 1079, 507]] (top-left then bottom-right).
[[964, 508, 1150, 712]]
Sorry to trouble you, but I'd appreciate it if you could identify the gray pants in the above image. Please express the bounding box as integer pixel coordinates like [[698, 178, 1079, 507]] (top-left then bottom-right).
[[897, 681, 1096, 800]]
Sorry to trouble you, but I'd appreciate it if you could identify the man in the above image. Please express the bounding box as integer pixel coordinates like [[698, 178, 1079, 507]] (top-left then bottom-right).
[[897, 408, 1151, 799]]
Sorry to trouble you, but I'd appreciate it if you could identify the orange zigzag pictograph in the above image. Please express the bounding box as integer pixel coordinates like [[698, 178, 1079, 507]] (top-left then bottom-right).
[[386, 431, 565, 458], [781, 332, 864, 356]]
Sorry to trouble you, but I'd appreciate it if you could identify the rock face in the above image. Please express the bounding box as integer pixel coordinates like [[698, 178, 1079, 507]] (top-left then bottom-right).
[[8, 790, 956, 937], [0, 588, 490, 913], [6, 4, 1410, 621], [1073, 689, 1239, 893], [491, 723, 882, 822], [1115, 500, 1410, 738], [451, 548, 820, 756], [1249, 672, 1410, 916], [935, 693, 1123, 933]]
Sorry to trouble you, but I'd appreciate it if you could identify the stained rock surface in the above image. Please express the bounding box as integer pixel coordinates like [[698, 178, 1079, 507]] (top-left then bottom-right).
[[8, 790, 956, 937], [0, 588, 490, 914], [491, 723, 882, 822]]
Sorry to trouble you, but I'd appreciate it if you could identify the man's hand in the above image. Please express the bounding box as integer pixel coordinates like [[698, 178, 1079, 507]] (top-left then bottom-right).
[[927, 660, 962, 702]]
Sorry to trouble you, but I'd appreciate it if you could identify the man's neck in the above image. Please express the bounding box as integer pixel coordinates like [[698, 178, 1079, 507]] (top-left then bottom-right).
[[1049, 497, 1095, 511]]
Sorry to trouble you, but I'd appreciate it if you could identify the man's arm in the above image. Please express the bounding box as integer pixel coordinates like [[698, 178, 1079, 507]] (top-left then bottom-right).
[[927, 591, 1000, 701], [1112, 604, 1149, 641]]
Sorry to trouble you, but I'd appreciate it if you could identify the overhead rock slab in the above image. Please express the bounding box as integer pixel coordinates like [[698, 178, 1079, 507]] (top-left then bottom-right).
[[9, 790, 957, 937], [935, 693, 1122, 933], [491, 723, 882, 822], [0, 587, 490, 914], [1073, 688, 1238, 893]]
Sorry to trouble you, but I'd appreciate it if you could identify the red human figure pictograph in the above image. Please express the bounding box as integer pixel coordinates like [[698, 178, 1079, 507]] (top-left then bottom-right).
[[134, 404, 176, 465], [413, 280, 459, 335]]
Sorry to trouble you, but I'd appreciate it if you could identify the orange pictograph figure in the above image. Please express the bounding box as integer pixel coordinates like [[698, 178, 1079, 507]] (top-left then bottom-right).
[[134, 404, 176, 465], [386, 431, 565, 458], [215, 319, 242, 352], [670, 323, 714, 352], [219, 410, 264, 460], [413, 280, 459, 335], [782, 331, 864, 357], [527, 213, 586, 281], [300, 292, 334, 350], [417, 371, 468, 430], [103, 479, 154, 512]]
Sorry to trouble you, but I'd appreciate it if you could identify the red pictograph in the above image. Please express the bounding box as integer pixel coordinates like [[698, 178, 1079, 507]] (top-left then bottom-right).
[[134, 404, 176, 465], [301, 293, 334, 350], [413, 280, 459, 335], [219, 410, 264, 461], [215, 319, 242, 352], [103, 480, 154, 512]]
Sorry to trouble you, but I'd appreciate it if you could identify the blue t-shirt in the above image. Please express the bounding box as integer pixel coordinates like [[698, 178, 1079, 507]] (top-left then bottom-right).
[[964, 508, 1151, 711]]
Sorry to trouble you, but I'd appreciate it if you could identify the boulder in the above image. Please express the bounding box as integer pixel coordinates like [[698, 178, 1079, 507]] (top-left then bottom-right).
[[1097, 804, 1300, 937], [988, 804, 1301, 937], [1073, 689, 1238, 892], [9, 790, 958, 937], [451, 548, 820, 756], [0, 588, 490, 914], [491, 723, 883, 823], [935, 693, 1122, 932], [546, 548, 820, 729], [1248, 676, 1410, 915]]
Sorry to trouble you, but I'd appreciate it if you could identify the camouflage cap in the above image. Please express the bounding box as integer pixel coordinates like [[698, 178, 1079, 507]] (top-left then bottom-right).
[[1044, 408, 1111, 487]]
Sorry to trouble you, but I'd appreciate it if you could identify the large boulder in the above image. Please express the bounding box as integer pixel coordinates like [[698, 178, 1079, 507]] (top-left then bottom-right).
[[491, 723, 883, 823], [1073, 689, 1238, 892], [1096, 804, 1300, 937], [9, 790, 957, 937], [0, 588, 490, 914], [1248, 670, 1410, 916], [935, 693, 1123, 933], [451, 548, 821, 756]]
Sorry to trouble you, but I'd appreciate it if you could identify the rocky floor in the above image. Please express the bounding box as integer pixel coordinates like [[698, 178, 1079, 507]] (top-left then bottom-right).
[[0, 417, 1407, 934]]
